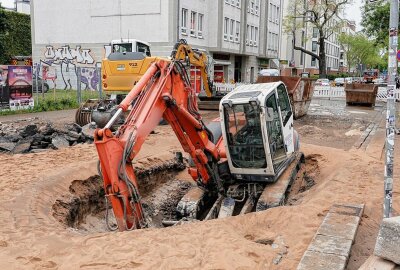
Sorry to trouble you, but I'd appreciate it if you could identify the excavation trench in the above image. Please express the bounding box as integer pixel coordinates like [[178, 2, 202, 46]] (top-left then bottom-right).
[[52, 154, 192, 233], [52, 154, 320, 233]]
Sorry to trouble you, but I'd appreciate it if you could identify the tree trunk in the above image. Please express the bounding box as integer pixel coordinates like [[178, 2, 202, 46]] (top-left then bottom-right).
[[319, 36, 327, 78]]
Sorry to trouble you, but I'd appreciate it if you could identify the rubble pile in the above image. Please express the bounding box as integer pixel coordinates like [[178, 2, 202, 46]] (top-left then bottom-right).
[[0, 118, 96, 154]]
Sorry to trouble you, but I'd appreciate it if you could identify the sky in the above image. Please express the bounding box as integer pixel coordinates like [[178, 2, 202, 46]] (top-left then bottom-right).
[[344, 0, 363, 31], [0, 0, 363, 31]]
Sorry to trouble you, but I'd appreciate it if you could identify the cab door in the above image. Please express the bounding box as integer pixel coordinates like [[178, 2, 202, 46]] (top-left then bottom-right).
[[276, 84, 294, 154]]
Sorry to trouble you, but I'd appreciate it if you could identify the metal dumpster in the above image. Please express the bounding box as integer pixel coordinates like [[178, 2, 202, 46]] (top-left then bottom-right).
[[256, 76, 316, 119], [344, 83, 378, 106]]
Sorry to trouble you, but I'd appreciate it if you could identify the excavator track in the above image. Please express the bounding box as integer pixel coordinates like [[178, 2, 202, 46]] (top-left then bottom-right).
[[171, 152, 306, 223], [256, 152, 305, 211]]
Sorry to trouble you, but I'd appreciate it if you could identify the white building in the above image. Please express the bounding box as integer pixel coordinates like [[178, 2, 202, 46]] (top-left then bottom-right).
[[31, 0, 283, 90]]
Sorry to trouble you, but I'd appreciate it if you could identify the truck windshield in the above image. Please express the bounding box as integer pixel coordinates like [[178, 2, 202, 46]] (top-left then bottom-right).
[[112, 43, 133, 53], [224, 103, 267, 169]]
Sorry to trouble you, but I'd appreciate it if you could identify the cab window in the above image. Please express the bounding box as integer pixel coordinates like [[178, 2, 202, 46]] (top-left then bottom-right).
[[136, 42, 151, 56], [276, 84, 292, 126]]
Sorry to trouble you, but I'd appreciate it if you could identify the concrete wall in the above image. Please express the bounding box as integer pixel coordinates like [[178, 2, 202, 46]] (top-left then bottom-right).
[[33, 0, 172, 44], [31, 0, 176, 90]]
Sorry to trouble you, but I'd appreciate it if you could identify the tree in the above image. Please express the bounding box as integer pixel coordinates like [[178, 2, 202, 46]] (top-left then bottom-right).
[[0, 5, 31, 64], [361, 1, 393, 48], [339, 33, 385, 75], [0, 3, 7, 64], [284, 0, 349, 78]]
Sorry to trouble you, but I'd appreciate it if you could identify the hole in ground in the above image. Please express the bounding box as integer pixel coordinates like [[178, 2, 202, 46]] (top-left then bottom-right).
[[52, 153, 321, 233], [286, 154, 321, 205], [52, 156, 192, 233]]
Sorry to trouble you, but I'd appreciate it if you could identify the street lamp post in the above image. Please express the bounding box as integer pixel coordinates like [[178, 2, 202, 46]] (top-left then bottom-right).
[[383, 0, 398, 218]]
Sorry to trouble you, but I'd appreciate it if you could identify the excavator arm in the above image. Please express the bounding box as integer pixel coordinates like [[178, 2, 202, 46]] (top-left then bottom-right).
[[94, 58, 221, 231], [170, 39, 214, 97]]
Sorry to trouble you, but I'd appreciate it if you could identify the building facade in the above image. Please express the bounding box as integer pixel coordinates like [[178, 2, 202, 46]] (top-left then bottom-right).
[[31, 0, 283, 91]]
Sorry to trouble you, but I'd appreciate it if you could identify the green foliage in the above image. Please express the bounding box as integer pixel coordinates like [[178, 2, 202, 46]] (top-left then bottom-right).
[[361, 1, 391, 48], [0, 90, 101, 116], [0, 6, 31, 64], [339, 33, 385, 72]]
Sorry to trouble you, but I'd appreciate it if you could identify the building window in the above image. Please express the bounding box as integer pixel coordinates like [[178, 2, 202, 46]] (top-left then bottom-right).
[[273, 33, 276, 50], [190, 11, 197, 36], [311, 57, 316, 66], [312, 27, 318, 38], [267, 32, 271, 49], [312, 41, 317, 52], [276, 7, 280, 23], [248, 0, 254, 13], [235, 21, 240, 42], [230, 19, 235, 41], [224, 17, 229, 40], [250, 26, 254, 45], [198, 14, 203, 38], [254, 27, 258, 46], [246, 24, 250, 45], [181, 8, 188, 35], [255, 0, 259, 15]]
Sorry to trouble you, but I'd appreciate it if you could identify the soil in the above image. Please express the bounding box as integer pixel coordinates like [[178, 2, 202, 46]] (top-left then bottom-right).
[[0, 100, 398, 269]]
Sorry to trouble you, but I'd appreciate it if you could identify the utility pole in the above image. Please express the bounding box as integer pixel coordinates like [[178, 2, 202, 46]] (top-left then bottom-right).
[[384, 0, 398, 218]]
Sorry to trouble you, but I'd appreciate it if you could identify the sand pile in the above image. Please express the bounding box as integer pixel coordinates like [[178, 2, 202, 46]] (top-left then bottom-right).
[[0, 123, 396, 270]]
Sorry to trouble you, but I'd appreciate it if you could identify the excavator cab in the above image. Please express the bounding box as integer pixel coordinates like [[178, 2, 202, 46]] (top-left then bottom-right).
[[220, 82, 298, 183]]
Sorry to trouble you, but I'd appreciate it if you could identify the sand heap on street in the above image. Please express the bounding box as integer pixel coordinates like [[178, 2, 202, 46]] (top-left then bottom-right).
[[0, 117, 397, 269]]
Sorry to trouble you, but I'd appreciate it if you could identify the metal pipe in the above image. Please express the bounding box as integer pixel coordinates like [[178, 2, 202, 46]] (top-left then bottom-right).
[[162, 220, 180, 226], [105, 108, 123, 129], [383, 0, 398, 218]]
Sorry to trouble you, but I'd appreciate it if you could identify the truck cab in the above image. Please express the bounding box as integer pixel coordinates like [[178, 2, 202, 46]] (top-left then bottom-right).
[[110, 39, 151, 56], [220, 82, 299, 183]]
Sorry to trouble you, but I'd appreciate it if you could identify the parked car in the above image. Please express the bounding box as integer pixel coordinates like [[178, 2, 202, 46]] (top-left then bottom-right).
[[334, 78, 345, 86], [352, 77, 363, 83], [315, 78, 330, 86], [32, 76, 50, 93], [345, 77, 353, 84]]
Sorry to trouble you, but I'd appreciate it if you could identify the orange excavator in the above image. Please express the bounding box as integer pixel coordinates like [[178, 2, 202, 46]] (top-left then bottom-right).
[[95, 46, 304, 231]]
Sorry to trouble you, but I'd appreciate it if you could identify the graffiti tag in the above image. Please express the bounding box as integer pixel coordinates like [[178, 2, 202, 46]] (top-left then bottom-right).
[[44, 45, 95, 64]]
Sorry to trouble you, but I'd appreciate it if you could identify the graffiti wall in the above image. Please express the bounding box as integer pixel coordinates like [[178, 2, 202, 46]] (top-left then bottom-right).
[[34, 44, 112, 91]]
